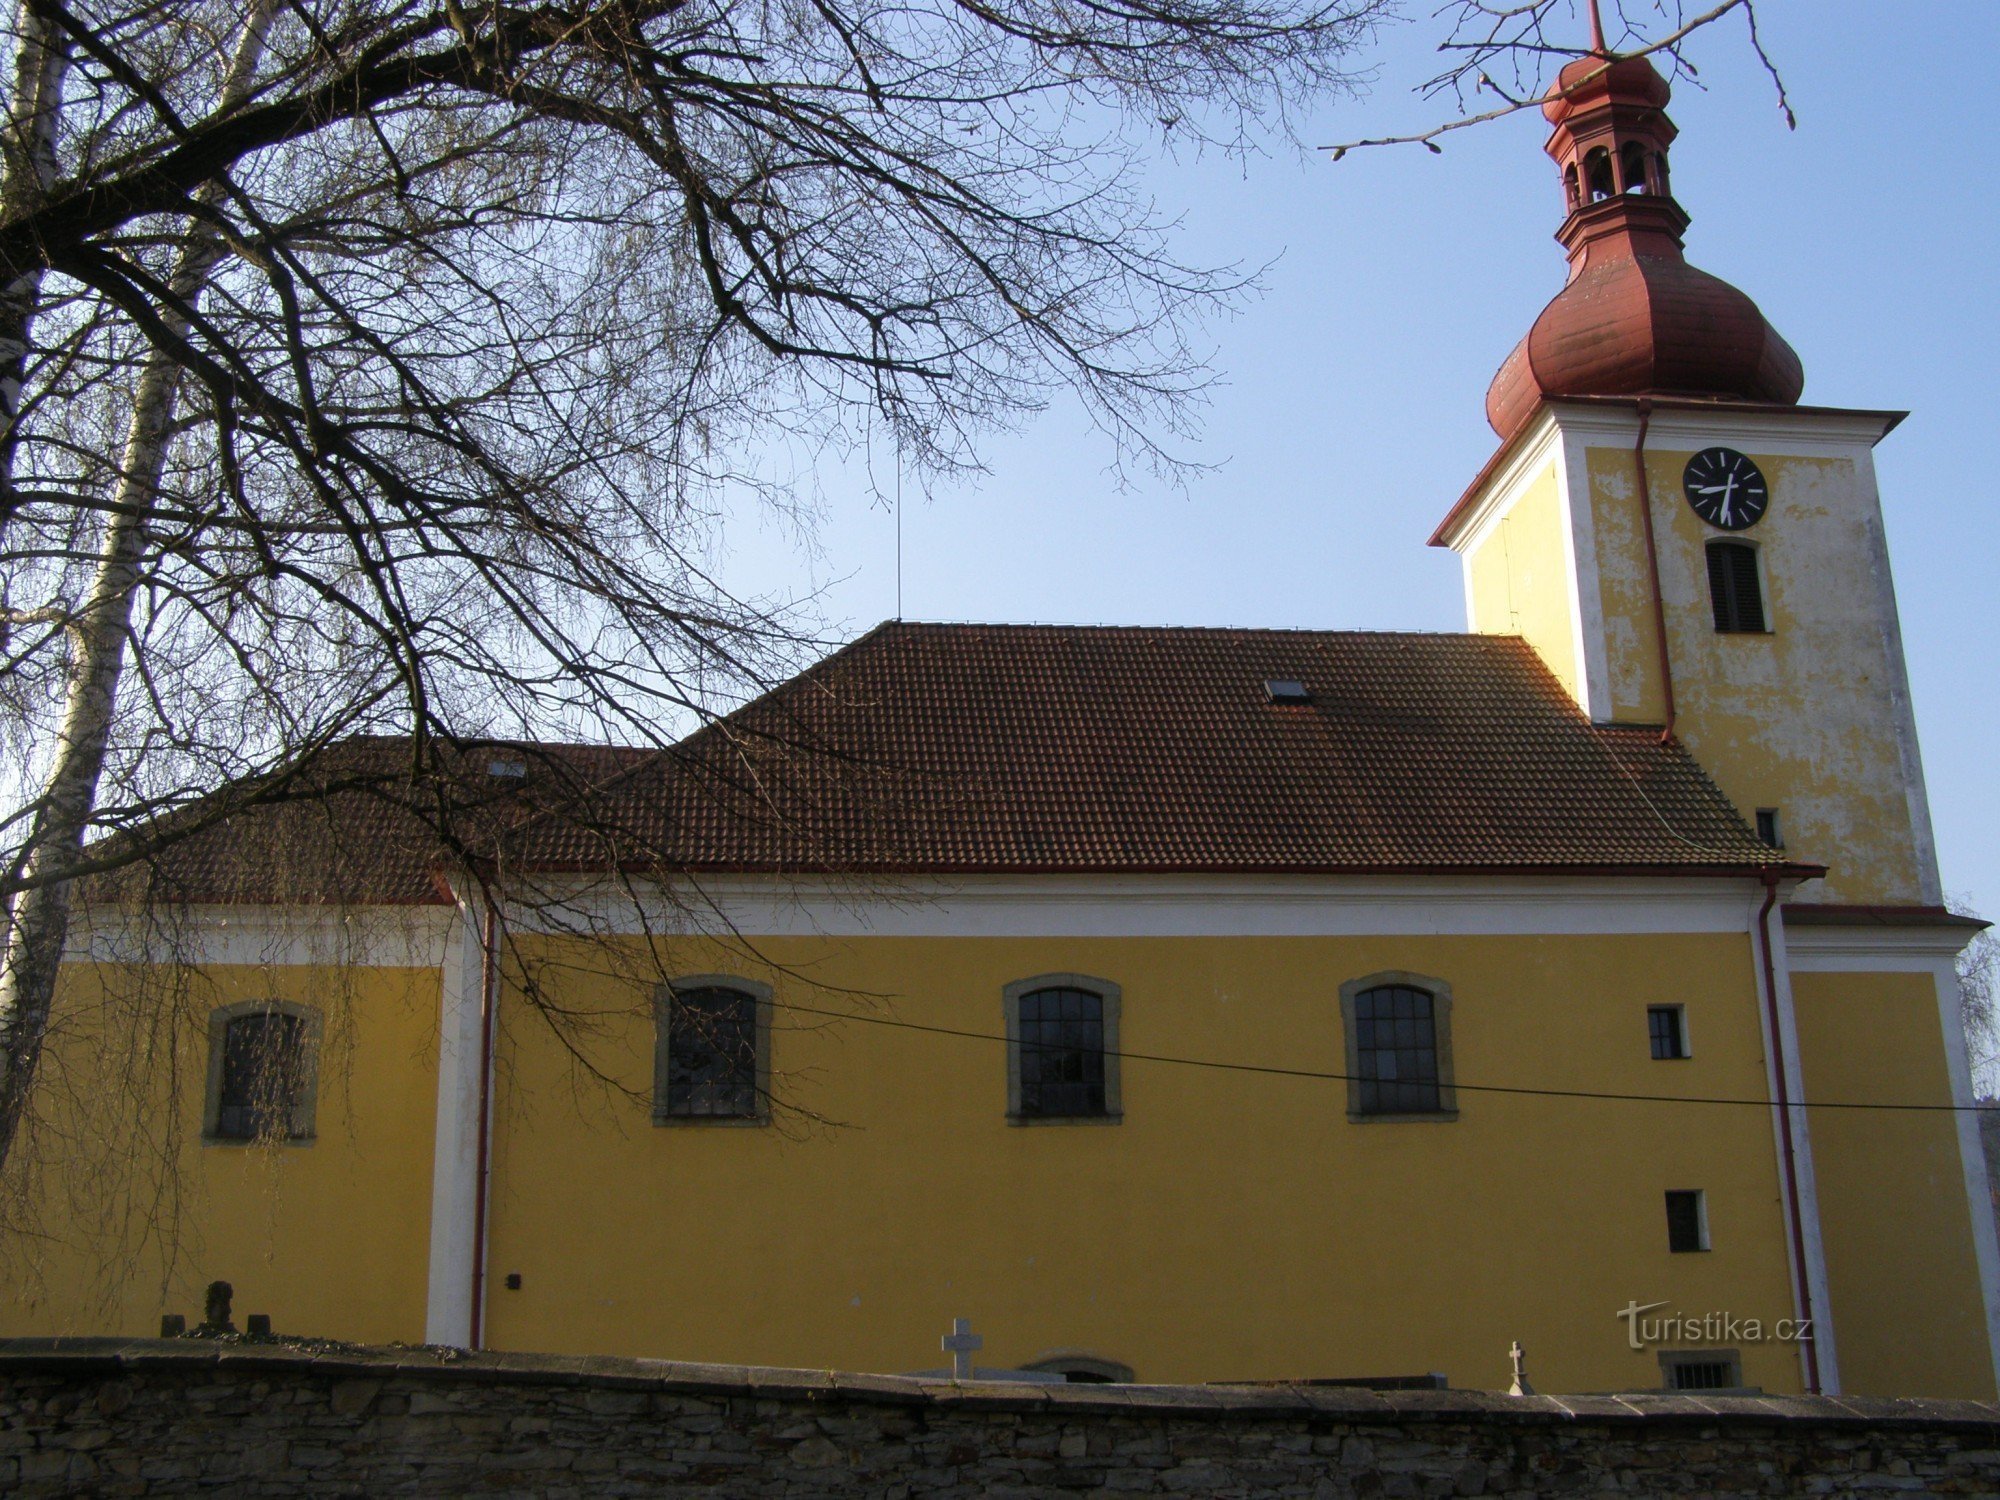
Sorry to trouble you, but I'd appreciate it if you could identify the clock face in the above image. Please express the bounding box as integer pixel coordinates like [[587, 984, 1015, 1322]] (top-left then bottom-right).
[[1681, 447, 1769, 530]]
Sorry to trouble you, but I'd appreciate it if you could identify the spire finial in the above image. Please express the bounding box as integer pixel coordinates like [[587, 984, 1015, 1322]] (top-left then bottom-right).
[[1585, 0, 1607, 54]]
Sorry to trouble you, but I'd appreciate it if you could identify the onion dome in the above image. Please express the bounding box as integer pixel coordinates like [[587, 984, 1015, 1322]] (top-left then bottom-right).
[[1484, 26, 1803, 440]]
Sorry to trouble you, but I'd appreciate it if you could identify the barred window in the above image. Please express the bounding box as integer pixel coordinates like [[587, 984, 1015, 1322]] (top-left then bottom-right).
[[1018, 988, 1106, 1117], [1340, 974, 1457, 1121], [1354, 986, 1441, 1114], [657, 983, 766, 1121], [1004, 976, 1122, 1123], [204, 1003, 317, 1142], [1661, 1351, 1742, 1391]]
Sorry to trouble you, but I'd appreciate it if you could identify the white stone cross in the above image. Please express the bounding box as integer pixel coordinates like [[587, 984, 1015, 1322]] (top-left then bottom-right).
[[942, 1317, 983, 1380], [1508, 1340, 1534, 1397]]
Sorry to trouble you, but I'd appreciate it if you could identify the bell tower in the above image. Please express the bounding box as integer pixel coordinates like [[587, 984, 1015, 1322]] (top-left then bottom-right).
[[1430, 13, 1940, 908]]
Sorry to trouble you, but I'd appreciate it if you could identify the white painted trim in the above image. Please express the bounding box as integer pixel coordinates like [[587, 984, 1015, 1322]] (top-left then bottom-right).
[[1545, 402, 1900, 457], [1929, 957, 2000, 1393], [65, 904, 450, 968], [1459, 550, 1482, 635], [1556, 424, 1614, 721], [1753, 900, 1841, 1394], [1442, 411, 1564, 557], [424, 894, 486, 1348], [1783, 923, 1980, 969], [501, 873, 1785, 941]]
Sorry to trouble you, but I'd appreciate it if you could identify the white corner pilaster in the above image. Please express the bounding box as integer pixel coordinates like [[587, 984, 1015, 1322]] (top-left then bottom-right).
[[1754, 903, 1841, 1394], [1556, 426, 1613, 722], [424, 892, 488, 1347], [1931, 958, 2000, 1392]]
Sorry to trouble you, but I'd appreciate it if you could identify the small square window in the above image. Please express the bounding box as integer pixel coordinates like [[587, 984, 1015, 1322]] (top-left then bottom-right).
[[1648, 1006, 1689, 1060], [1754, 808, 1782, 848], [1264, 679, 1311, 705], [1660, 1350, 1742, 1391], [1665, 1190, 1708, 1253]]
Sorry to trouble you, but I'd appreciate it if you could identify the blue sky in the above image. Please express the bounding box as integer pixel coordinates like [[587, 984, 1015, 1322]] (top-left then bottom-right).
[[722, 1, 2000, 918]]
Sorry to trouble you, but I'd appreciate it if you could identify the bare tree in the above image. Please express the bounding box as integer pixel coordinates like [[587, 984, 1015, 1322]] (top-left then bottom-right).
[[1953, 895, 1998, 1097], [0, 0, 1786, 1193], [0, 0, 1413, 1180], [1325, 0, 1790, 157]]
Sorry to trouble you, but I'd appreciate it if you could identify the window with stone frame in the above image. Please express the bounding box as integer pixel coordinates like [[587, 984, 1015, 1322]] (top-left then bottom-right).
[[655, 979, 771, 1122], [1004, 975, 1122, 1123], [1339, 973, 1458, 1121], [204, 1001, 319, 1142]]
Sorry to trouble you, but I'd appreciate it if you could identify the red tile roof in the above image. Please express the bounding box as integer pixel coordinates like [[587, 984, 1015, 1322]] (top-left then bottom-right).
[[113, 624, 1797, 905], [103, 737, 651, 907], [498, 623, 1793, 879]]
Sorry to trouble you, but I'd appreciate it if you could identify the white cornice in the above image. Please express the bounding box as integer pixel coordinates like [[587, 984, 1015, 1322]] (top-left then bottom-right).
[[1783, 924, 1978, 969], [500, 872, 1784, 940], [66, 904, 453, 968], [1437, 410, 1563, 556], [1546, 402, 1901, 458]]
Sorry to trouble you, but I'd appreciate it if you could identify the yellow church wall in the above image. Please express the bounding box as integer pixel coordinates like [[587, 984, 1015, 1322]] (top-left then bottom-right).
[[1463, 459, 1579, 702], [1789, 969, 1994, 1399], [479, 928, 1807, 1395], [1584, 444, 1930, 905], [2, 956, 440, 1346]]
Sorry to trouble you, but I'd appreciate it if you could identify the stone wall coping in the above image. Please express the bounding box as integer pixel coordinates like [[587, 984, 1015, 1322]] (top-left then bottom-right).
[[4, 1337, 1997, 1433]]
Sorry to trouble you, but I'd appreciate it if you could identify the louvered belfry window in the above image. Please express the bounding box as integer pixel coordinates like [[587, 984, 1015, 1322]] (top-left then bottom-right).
[[1706, 541, 1766, 633]]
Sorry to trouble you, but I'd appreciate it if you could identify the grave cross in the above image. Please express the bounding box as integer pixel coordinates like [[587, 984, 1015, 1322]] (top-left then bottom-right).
[[1508, 1340, 1534, 1397], [941, 1317, 983, 1380]]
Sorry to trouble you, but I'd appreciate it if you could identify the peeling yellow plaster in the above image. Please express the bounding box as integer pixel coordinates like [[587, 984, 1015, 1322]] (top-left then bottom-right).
[[1586, 446, 1929, 904]]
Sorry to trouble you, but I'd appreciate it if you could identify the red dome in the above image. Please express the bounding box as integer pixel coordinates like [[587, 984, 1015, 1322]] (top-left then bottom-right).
[[1485, 37, 1803, 443], [1543, 52, 1670, 124], [1484, 200, 1804, 439]]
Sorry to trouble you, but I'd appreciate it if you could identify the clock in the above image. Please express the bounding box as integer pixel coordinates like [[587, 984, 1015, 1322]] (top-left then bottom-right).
[[1681, 447, 1769, 530]]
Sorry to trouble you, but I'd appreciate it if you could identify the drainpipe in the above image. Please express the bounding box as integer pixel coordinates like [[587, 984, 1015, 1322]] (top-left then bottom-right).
[[1756, 869, 1821, 1394], [467, 898, 500, 1350], [1630, 399, 1679, 743]]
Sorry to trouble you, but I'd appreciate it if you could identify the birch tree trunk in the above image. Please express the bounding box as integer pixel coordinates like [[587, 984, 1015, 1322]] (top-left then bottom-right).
[[0, 2, 273, 1170], [0, 0, 69, 510]]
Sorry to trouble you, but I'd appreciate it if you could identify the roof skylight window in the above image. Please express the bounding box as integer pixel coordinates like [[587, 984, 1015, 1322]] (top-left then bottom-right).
[[1264, 679, 1311, 705]]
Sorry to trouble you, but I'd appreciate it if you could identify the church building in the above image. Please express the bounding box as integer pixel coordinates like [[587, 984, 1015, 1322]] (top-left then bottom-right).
[[15, 30, 1998, 1400]]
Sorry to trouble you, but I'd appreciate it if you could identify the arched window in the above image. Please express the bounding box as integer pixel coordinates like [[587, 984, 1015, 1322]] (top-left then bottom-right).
[[1654, 152, 1671, 195], [1339, 973, 1457, 1121], [1563, 163, 1581, 212], [1705, 540, 1767, 633], [655, 977, 771, 1122], [1021, 1354, 1136, 1384], [1620, 141, 1650, 194], [1584, 147, 1616, 202], [204, 1001, 319, 1142], [1004, 975, 1122, 1122]]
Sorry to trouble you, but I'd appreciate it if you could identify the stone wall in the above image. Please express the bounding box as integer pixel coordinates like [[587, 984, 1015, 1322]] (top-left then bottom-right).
[[3, 1338, 1999, 1497]]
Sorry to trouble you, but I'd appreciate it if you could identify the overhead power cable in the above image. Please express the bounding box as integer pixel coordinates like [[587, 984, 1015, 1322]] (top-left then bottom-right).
[[767, 997, 1998, 1115]]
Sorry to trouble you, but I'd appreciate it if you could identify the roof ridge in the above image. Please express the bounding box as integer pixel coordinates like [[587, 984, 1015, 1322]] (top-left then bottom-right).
[[870, 621, 1508, 640]]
